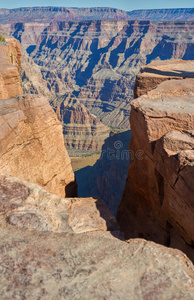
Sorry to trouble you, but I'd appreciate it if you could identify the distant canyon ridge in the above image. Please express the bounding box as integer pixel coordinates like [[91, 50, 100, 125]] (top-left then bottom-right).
[[0, 7, 194, 22], [0, 7, 194, 152]]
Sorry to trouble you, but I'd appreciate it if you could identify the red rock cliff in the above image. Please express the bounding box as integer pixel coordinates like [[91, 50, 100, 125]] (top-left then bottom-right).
[[0, 31, 77, 197], [117, 60, 194, 262], [0, 30, 23, 99]]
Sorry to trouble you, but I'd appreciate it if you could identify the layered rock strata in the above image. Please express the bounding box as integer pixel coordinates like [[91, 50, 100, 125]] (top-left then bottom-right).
[[0, 94, 77, 197], [117, 61, 194, 262], [0, 175, 193, 299], [134, 59, 194, 98], [3, 20, 194, 128], [0, 30, 23, 99], [0, 7, 193, 23], [51, 94, 110, 154], [20, 46, 50, 96]]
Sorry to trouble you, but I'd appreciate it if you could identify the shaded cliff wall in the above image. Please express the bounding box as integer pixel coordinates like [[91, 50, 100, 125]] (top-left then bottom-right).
[[117, 60, 194, 262], [75, 130, 131, 215]]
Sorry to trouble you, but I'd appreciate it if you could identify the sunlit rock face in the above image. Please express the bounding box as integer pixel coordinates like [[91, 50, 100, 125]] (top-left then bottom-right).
[[0, 31, 77, 197], [117, 60, 194, 263], [0, 94, 77, 197], [0, 30, 23, 99]]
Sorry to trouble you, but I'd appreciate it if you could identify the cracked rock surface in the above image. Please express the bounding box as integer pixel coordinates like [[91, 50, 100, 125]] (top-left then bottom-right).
[[0, 175, 194, 299], [0, 94, 77, 197]]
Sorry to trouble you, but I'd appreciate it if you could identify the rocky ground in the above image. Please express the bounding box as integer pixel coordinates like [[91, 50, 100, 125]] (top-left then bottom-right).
[[0, 175, 194, 300]]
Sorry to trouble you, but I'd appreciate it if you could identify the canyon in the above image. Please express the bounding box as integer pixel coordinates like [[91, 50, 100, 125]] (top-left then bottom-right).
[[1, 12, 193, 159], [75, 130, 131, 215], [1, 18, 194, 132], [0, 25, 193, 298], [50, 93, 110, 155]]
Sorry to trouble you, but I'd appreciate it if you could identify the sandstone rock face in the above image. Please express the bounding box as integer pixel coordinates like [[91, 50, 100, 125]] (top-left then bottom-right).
[[134, 59, 194, 98], [51, 94, 110, 154], [0, 94, 77, 197], [0, 30, 23, 99], [0, 175, 194, 299], [2, 20, 194, 129], [117, 61, 194, 262], [0, 175, 117, 234]]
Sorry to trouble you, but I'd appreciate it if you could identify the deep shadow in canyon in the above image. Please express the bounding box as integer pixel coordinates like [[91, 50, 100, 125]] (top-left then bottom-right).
[[75, 130, 131, 216]]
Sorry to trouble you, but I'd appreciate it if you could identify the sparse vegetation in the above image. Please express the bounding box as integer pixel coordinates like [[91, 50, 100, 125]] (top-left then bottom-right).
[[11, 52, 14, 64], [81, 151, 101, 158], [110, 127, 126, 134], [0, 35, 6, 42]]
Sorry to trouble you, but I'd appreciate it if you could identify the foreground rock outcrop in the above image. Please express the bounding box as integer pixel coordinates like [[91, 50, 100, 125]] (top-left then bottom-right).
[[0, 175, 194, 299], [134, 59, 194, 98], [0, 30, 23, 99], [117, 60, 194, 262], [0, 94, 77, 197], [0, 175, 117, 234]]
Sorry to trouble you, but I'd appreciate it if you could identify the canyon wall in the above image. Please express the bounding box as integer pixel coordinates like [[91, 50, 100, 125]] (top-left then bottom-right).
[[20, 46, 50, 96], [0, 30, 23, 99], [117, 60, 194, 262], [0, 7, 193, 22], [2, 20, 194, 129], [51, 93, 110, 155], [0, 32, 77, 197], [0, 94, 77, 197]]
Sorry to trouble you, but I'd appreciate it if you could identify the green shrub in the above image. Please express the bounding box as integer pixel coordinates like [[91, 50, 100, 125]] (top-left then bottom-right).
[[11, 52, 14, 64], [0, 35, 6, 42]]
